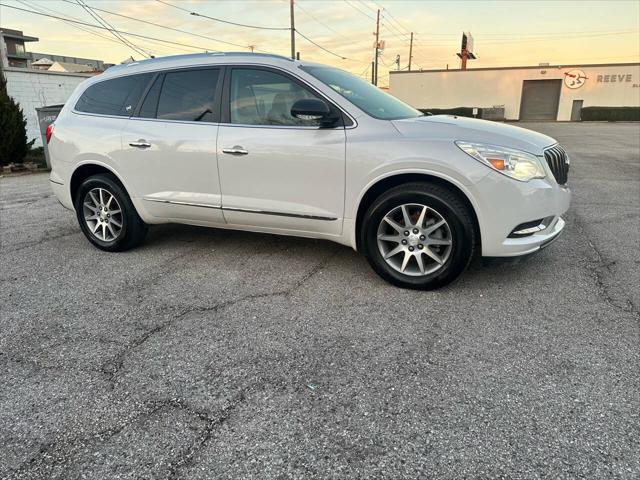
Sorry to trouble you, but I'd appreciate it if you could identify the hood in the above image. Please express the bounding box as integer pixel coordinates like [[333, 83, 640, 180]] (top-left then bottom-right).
[[392, 115, 556, 155]]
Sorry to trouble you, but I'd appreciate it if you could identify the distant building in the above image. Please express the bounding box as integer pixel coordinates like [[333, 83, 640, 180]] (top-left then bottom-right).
[[48, 61, 97, 73], [389, 63, 640, 121], [0, 28, 110, 71], [0, 27, 113, 146], [31, 57, 54, 70]]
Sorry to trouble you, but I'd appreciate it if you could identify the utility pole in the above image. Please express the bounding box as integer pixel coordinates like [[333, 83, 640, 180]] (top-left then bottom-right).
[[408, 32, 413, 71], [374, 8, 380, 85], [290, 0, 296, 60]]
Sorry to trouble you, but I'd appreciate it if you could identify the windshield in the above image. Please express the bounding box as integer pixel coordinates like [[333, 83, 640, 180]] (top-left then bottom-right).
[[301, 66, 422, 121]]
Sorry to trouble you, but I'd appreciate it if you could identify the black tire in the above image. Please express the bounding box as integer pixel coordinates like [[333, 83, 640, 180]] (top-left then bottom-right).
[[361, 182, 476, 290], [74, 173, 147, 252]]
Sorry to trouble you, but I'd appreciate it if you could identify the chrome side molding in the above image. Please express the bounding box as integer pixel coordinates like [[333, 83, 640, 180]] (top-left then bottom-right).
[[142, 197, 337, 221]]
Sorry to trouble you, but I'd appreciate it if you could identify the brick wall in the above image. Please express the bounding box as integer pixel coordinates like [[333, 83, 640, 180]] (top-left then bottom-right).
[[4, 68, 93, 146]]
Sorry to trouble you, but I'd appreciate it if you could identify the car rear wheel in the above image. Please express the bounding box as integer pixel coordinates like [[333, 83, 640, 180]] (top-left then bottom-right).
[[361, 182, 476, 289], [74, 173, 147, 251]]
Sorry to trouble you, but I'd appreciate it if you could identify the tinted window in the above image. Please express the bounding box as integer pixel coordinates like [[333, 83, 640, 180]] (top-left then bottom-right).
[[301, 66, 421, 120], [230, 69, 320, 126], [75, 73, 152, 116], [138, 75, 163, 119], [156, 69, 219, 122]]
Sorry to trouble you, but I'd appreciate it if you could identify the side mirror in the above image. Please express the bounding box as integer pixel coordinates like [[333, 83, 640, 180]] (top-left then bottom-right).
[[290, 98, 338, 125]]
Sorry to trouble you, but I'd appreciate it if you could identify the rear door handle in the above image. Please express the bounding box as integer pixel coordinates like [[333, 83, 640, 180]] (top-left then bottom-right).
[[129, 140, 151, 149], [222, 146, 248, 155]]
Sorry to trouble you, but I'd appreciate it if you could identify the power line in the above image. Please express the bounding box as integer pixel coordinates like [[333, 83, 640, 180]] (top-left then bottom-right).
[[60, 0, 256, 50], [0, 3, 224, 52], [296, 2, 351, 41], [155, 0, 290, 31], [343, 0, 376, 21], [74, 0, 150, 58], [16, 0, 126, 47], [156, 0, 349, 61], [295, 29, 348, 60]]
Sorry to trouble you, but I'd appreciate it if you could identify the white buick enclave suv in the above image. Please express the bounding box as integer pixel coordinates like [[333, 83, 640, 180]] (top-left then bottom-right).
[[48, 52, 570, 289]]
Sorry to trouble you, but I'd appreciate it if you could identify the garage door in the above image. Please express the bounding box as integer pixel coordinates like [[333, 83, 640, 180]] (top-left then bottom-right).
[[519, 80, 562, 121]]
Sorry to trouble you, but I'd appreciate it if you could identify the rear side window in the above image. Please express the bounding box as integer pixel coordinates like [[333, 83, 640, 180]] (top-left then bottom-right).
[[155, 69, 219, 122], [75, 73, 152, 116]]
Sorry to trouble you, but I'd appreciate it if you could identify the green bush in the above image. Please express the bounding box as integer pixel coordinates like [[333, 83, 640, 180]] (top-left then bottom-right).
[[0, 73, 34, 166], [24, 146, 46, 168], [581, 107, 640, 122], [418, 107, 482, 118]]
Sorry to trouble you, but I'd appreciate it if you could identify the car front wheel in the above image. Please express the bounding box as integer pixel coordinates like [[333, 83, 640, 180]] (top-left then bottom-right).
[[74, 173, 147, 251], [361, 182, 476, 290]]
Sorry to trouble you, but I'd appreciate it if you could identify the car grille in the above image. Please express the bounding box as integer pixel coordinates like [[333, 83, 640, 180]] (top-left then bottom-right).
[[544, 145, 569, 185]]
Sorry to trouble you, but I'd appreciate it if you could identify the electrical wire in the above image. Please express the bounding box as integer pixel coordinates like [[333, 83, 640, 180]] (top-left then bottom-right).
[[155, 0, 290, 31], [155, 0, 350, 61], [296, 2, 351, 41], [295, 30, 348, 60], [16, 0, 127, 47], [0, 3, 223, 53], [60, 0, 256, 50], [343, 0, 376, 21], [74, 0, 150, 58]]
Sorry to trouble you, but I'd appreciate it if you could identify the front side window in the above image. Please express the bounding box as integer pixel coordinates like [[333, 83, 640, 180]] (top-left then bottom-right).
[[156, 69, 219, 122], [301, 66, 422, 120], [229, 68, 321, 126], [75, 73, 152, 116]]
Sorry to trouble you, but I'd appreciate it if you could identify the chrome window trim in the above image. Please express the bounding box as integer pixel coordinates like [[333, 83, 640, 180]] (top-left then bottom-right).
[[126, 116, 219, 126], [71, 62, 358, 128], [142, 197, 337, 221], [216, 122, 344, 131], [224, 63, 358, 130]]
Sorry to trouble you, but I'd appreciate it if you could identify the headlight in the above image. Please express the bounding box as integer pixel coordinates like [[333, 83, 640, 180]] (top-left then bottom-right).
[[455, 141, 546, 182]]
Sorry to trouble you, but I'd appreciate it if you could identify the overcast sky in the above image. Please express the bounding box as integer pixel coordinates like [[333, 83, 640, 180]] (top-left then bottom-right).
[[1, 0, 639, 87]]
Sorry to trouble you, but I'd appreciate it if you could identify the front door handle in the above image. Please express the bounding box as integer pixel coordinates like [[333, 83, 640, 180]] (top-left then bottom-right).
[[129, 140, 151, 149], [222, 146, 248, 156]]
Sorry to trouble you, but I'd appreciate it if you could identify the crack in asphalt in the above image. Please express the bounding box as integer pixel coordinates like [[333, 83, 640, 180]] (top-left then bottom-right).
[[7, 397, 238, 479], [8, 399, 171, 478], [101, 248, 340, 388], [0, 229, 79, 254], [165, 393, 247, 480], [572, 212, 639, 319]]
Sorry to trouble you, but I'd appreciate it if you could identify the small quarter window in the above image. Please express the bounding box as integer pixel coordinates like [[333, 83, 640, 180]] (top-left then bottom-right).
[[75, 73, 152, 116], [229, 68, 321, 126], [156, 69, 219, 122]]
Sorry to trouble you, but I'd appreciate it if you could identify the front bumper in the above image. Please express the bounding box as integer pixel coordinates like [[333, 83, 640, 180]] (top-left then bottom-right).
[[473, 171, 571, 257]]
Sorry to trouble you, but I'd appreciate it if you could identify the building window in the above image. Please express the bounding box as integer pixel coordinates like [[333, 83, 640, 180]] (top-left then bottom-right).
[[8, 59, 27, 68]]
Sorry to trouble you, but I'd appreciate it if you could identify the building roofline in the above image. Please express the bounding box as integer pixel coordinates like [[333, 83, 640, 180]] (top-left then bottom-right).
[[3, 66, 95, 77], [389, 62, 640, 74], [0, 29, 39, 42]]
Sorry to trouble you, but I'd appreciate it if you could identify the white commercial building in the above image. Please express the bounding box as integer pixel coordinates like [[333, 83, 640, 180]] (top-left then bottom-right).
[[389, 63, 640, 121], [1, 28, 105, 145], [3, 68, 92, 144]]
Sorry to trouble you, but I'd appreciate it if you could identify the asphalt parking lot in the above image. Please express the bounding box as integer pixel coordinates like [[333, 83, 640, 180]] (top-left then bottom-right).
[[1, 122, 639, 479]]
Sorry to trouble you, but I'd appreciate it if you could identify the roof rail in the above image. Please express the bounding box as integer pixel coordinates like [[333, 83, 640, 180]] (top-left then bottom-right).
[[105, 51, 294, 73]]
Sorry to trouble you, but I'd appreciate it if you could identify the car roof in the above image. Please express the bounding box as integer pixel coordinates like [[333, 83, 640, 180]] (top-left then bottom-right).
[[101, 52, 313, 78]]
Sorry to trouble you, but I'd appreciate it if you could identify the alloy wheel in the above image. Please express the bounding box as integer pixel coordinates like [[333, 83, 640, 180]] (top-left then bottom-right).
[[376, 203, 453, 276], [82, 187, 123, 242]]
